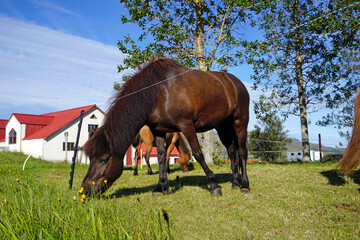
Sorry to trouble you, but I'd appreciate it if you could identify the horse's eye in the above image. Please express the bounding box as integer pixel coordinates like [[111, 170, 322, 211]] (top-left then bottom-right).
[[99, 157, 109, 164]]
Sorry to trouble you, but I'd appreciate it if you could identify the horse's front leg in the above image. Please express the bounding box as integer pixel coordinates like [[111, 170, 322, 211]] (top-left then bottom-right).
[[152, 135, 170, 195]]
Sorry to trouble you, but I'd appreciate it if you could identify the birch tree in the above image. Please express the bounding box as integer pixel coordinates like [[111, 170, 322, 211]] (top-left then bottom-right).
[[243, 0, 359, 160], [117, 0, 252, 163]]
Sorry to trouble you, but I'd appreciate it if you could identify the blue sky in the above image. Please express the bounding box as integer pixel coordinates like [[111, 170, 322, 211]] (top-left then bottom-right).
[[0, 0, 350, 147]]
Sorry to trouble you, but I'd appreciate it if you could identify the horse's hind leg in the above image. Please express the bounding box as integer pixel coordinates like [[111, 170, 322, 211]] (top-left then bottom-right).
[[234, 120, 250, 192], [141, 141, 153, 175], [216, 125, 242, 190], [217, 119, 249, 192], [180, 125, 221, 195], [165, 133, 177, 174]]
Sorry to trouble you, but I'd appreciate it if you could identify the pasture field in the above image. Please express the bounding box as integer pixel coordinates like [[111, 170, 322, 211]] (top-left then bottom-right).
[[0, 151, 359, 240]]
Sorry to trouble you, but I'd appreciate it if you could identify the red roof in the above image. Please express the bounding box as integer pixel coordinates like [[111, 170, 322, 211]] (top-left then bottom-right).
[[12, 114, 54, 125], [15, 105, 98, 140], [139, 142, 179, 157], [0, 119, 7, 142]]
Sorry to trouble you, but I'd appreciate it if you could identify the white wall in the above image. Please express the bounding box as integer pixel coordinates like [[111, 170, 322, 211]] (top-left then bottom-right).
[[287, 150, 323, 162], [310, 150, 323, 162], [22, 139, 43, 159], [287, 151, 303, 162], [5, 115, 22, 152]]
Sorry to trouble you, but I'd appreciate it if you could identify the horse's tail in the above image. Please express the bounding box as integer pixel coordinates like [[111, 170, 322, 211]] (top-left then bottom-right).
[[337, 91, 360, 174], [132, 132, 141, 148]]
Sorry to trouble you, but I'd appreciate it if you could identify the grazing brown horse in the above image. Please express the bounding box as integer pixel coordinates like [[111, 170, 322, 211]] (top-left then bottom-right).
[[132, 125, 192, 175], [81, 58, 249, 196], [337, 91, 360, 174]]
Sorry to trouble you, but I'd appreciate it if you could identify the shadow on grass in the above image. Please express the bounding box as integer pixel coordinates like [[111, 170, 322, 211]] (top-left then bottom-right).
[[123, 164, 195, 175], [321, 169, 360, 192], [108, 173, 233, 198]]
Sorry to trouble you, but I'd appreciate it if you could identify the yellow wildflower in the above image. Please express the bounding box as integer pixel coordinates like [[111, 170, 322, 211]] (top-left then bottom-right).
[[104, 180, 107, 184], [81, 194, 86, 200], [16, 178, 20, 182], [81, 199, 85, 203], [91, 181, 95, 185], [79, 187, 84, 194]]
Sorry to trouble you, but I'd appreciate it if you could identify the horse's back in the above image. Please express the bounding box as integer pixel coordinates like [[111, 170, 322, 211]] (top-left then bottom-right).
[[150, 70, 249, 132]]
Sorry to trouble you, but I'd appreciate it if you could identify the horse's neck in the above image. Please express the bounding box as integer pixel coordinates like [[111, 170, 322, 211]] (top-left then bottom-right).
[[178, 132, 190, 154]]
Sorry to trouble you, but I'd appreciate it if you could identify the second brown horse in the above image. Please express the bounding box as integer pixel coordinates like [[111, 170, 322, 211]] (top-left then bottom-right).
[[132, 125, 192, 175]]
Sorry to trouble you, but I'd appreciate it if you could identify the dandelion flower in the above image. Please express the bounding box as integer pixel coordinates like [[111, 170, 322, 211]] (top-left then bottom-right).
[[58, 198, 61, 202], [4, 199, 8, 204], [81, 194, 86, 203], [79, 187, 84, 194], [16, 178, 20, 182], [104, 180, 107, 184], [91, 181, 95, 185]]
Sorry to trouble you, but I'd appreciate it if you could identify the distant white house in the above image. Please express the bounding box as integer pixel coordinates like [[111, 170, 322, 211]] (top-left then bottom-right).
[[287, 150, 323, 162], [0, 105, 105, 163]]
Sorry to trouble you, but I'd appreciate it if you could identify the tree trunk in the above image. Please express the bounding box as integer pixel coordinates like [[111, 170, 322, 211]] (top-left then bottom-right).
[[194, 0, 214, 164], [293, 0, 311, 162]]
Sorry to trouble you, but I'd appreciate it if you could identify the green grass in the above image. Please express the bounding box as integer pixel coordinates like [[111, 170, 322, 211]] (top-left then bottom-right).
[[0, 151, 359, 239]]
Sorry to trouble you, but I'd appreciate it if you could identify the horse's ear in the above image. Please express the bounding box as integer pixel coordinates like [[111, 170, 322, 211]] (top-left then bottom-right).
[[104, 129, 110, 144]]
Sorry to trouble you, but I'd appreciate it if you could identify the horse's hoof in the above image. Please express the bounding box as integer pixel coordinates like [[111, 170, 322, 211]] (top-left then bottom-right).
[[232, 185, 241, 190], [210, 188, 222, 196], [241, 188, 250, 193]]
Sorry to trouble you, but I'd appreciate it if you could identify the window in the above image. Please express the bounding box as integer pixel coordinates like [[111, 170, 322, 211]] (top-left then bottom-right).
[[63, 142, 75, 151], [291, 153, 294, 156], [88, 124, 98, 132], [9, 129, 16, 144], [298, 152, 301, 156]]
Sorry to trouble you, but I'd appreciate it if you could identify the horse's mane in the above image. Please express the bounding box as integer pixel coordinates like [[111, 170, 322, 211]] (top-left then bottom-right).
[[337, 90, 360, 174], [89, 58, 187, 157]]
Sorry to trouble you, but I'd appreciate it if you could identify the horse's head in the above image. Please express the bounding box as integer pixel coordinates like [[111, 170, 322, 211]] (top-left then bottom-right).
[[179, 150, 192, 172], [81, 127, 123, 196]]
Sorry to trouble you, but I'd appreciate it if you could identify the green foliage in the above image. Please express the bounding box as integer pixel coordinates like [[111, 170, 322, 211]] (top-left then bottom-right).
[[117, 0, 252, 71], [323, 153, 343, 162], [212, 140, 228, 165], [243, 0, 360, 134], [248, 99, 291, 162]]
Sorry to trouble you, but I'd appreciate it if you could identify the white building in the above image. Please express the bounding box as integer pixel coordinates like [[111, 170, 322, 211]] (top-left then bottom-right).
[[1, 105, 105, 163], [287, 150, 323, 162]]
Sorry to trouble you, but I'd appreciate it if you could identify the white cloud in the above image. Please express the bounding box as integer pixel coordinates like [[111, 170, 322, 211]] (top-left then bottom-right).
[[27, 0, 81, 17], [0, 15, 125, 118]]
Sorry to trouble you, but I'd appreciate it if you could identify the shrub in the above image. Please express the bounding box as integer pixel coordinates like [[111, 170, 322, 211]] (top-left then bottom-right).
[[322, 153, 343, 162]]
